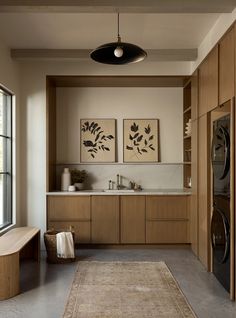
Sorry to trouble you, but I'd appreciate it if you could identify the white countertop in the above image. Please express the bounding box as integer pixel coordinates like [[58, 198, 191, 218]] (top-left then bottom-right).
[[46, 188, 191, 196]]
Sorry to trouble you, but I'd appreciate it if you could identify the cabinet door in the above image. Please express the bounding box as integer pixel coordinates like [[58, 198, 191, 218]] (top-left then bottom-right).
[[219, 27, 234, 105], [120, 196, 145, 243], [199, 46, 218, 117], [91, 196, 119, 243], [47, 196, 91, 244], [146, 196, 189, 243], [198, 114, 211, 269], [191, 119, 198, 256]]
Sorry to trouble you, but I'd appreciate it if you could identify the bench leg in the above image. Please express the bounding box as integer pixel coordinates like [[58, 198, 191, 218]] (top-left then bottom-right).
[[0, 253, 20, 300]]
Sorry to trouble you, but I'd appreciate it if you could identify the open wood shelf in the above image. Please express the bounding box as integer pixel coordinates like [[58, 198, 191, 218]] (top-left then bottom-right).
[[183, 134, 191, 139], [183, 106, 191, 114], [183, 79, 192, 188]]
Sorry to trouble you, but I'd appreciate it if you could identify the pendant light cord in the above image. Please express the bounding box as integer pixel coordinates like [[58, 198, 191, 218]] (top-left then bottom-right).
[[117, 13, 121, 42]]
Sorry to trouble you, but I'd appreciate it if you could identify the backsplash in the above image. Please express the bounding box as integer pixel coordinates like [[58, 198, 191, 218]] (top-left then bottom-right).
[[56, 164, 183, 190]]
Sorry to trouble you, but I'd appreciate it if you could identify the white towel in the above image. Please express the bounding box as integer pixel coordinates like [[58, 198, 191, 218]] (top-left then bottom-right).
[[56, 232, 75, 259]]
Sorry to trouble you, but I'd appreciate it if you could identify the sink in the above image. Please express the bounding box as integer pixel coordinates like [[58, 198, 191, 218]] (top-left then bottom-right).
[[103, 189, 138, 193]]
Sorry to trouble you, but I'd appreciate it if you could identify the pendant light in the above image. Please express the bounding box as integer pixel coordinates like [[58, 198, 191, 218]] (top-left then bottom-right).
[[90, 13, 147, 65]]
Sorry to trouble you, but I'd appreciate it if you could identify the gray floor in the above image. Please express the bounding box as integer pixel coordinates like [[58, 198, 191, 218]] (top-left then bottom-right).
[[1, 246, 236, 318]]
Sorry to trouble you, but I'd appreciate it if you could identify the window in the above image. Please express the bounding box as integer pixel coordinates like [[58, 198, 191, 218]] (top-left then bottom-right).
[[0, 87, 12, 230]]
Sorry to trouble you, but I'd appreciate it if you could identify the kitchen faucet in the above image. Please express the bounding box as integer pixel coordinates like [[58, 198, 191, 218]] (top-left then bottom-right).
[[116, 174, 121, 190]]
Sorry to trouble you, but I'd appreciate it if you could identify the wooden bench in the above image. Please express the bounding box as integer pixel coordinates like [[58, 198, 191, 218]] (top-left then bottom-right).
[[0, 227, 40, 300]]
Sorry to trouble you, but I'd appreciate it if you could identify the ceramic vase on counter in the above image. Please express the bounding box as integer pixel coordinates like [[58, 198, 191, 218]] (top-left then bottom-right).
[[61, 168, 71, 191], [74, 182, 84, 191]]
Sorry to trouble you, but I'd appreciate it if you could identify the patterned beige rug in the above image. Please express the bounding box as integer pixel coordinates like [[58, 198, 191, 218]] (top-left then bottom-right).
[[63, 261, 196, 318]]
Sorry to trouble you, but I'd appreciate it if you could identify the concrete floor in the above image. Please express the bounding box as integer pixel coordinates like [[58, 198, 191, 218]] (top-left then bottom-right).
[[0, 246, 236, 318]]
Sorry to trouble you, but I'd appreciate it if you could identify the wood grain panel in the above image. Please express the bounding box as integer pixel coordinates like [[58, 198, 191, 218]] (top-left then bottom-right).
[[120, 196, 145, 243], [47, 75, 189, 88], [146, 220, 189, 243], [146, 196, 188, 220], [0, 227, 40, 300], [198, 114, 211, 270], [46, 79, 56, 192], [219, 27, 234, 105], [0, 253, 19, 300], [199, 46, 218, 116], [191, 70, 198, 121], [47, 196, 91, 220], [91, 196, 119, 244], [235, 24, 236, 106], [191, 119, 198, 256], [48, 221, 91, 244]]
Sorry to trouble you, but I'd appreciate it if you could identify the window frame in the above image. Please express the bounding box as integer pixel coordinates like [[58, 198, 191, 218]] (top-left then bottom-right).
[[0, 85, 13, 231]]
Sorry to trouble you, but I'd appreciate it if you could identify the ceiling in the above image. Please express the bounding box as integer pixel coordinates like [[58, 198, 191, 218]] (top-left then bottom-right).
[[0, 1, 235, 61]]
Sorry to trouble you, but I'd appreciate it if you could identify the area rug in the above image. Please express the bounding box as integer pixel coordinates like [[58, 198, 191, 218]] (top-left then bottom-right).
[[63, 261, 196, 318]]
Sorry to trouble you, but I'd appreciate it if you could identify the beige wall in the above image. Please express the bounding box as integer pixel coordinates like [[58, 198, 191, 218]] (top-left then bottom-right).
[[0, 42, 20, 231], [56, 86, 183, 190], [56, 87, 183, 164]]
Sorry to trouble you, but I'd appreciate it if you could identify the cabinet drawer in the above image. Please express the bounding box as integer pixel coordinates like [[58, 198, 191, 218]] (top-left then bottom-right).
[[48, 221, 91, 244], [47, 196, 91, 220], [146, 196, 188, 220], [146, 220, 189, 243]]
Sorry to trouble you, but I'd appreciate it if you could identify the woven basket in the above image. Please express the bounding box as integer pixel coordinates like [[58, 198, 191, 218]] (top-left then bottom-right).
[[44, 230, 76, 264]]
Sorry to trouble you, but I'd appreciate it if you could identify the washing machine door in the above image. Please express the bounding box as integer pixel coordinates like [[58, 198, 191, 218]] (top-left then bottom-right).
[[211, 207, 230, 264], [211, 125, 230, 180]]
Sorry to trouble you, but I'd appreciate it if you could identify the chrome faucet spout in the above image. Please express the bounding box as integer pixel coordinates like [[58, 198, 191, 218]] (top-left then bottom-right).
[[116, 174, 120, 190]]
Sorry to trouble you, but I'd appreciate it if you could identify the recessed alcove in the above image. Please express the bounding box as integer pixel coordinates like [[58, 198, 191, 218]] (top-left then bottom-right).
[[46, 75, 189, 191]]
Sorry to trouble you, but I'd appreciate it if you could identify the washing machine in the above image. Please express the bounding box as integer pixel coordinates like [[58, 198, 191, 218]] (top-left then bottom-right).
[[211, 114, 230, 292]]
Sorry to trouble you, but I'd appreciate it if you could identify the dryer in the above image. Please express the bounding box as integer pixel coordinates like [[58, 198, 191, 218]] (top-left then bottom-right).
[[211, 114, 230, 292]]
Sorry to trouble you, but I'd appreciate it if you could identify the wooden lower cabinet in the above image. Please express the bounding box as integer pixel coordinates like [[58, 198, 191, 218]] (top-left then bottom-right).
[[47, 194, 191, 245], [146, 220, 189, 243], [191, 119, 198, 256], [91, 196, 119, 244], [47, 195, 91, 244], [120, 196, 145, 243], [146, 196, 189, 243]]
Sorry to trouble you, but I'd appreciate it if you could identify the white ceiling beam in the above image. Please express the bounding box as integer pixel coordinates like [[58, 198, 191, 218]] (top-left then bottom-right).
[[11, 49, 198, 61], [1, 0, 235, 13]]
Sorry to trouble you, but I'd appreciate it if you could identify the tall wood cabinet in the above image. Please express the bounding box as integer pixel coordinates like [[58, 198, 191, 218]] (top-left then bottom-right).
[[198, 46, 218, 117], [219, 27, 235, 105], [198, 114, 211, 269], [190, 70, 199, 256], [190, 121, 198, 256]]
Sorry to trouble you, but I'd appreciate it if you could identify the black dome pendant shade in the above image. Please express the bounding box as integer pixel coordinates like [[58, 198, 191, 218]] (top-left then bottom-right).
[[90, 14, 147, 65]]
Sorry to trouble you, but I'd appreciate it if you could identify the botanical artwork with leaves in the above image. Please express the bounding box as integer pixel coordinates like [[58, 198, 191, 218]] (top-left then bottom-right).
[[123, 119, 159, 162], [80, 119, 116, 162]]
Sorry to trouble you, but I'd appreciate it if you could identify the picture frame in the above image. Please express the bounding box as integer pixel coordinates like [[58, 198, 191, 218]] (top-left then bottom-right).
[[123, 119, 159, 163], [80, 119, 116, 163]]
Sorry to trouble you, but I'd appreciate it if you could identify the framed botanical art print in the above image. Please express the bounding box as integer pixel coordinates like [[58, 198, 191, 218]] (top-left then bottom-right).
[[80, 119, 116, 162], [123, 119, 159, 162]]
